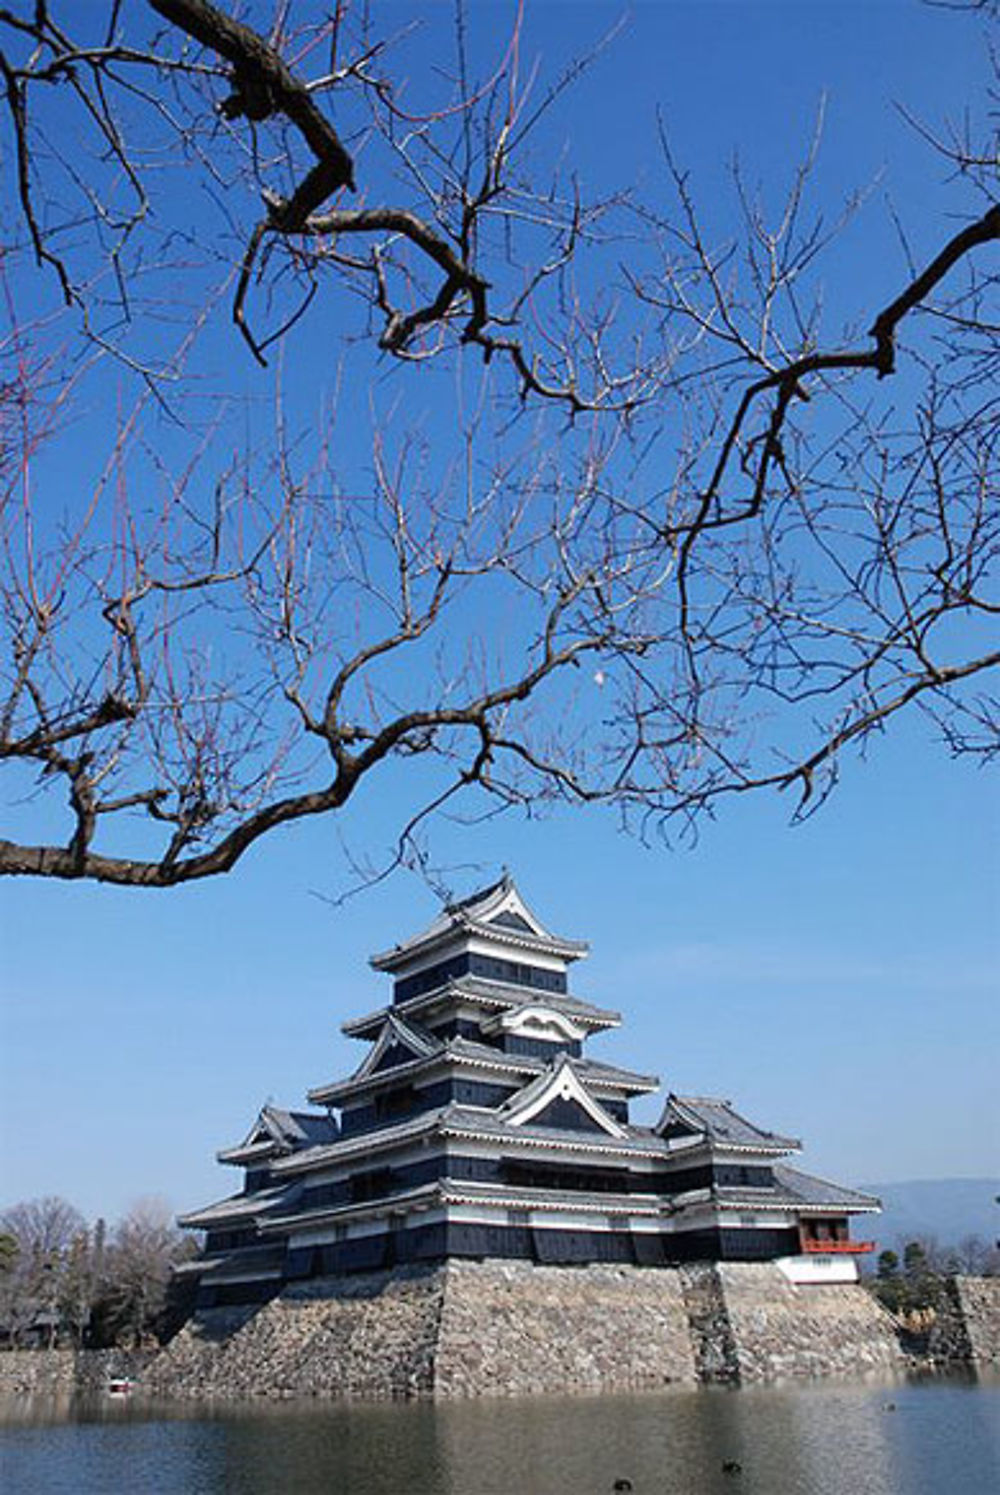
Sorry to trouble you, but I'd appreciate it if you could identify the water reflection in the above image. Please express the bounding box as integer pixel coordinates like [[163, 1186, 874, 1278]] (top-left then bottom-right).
[[1, 1376, 998, 1495], [430, 1389, 900, 1495]]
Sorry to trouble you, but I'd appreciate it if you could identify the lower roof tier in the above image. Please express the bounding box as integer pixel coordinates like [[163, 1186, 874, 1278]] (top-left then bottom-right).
[[181, 1147, 877, 1237], [266, 1092, 803, 1182], [185, 1190, 877, 1312]]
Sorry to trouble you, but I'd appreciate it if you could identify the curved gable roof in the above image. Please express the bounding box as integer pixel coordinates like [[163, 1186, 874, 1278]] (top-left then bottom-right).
[[369, 875, 588, 972], [499, 1055, 627, 1138], [657, 1093, 800, 1153], [217, 1104, 338, 1165]]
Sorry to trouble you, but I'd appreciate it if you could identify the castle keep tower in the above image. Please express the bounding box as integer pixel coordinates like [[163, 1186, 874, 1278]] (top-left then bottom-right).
[[179, 876, 877, 1306]]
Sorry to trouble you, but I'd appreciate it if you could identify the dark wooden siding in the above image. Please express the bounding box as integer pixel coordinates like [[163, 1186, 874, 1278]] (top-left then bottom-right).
[[297, 1151, 671, 1218], [501, 1158, 634, 1193], [655, 1163, 776, 1195], [340, 1077, 518, 1138], [503, 1034, 582, 1060], [210, 1219, 804, 1294], [394, 952, 567, 1003], [713, 1164, 775, 1188], [428, 1017, 488, 1042], [243, 1168, 271, 1194], [204, 1227, 256, 1254], [528, 1096, 607, 1132], [196, 1279, 281, 1310], [372, 1042, 421, 1074]]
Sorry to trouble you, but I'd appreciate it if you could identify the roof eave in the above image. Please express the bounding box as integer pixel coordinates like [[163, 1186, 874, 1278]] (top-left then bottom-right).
[[308, 1048, 538, 1106], [341, 982, 622, 1037], [260, 1181, 442, 1234], [369, 927, 588, 974], [216, 1141, 283, 1166]]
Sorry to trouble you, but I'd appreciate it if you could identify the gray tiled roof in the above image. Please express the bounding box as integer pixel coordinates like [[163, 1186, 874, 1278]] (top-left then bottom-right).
[[342, 979, 622, 1038], [709, 1164, 879, 1213], [312, 1020, 532, 1103], [273, 1106, 454, 1174], [202, 1244, 287, 1281], [771, 1164, 880, 1210], [442, 1104, 670, 1157], [271, 1095, 674, 1179], [368, 875, 588, 970], [577, 1056, 659, 1091], [660, 1094, 800, 1151], [176, 1243, 288, 1278], [438, 1181, 667, 1215], [451, 978, 622, 1024], [264, 1177, 670, 1235], [218, 1104, 338, 1162], [435, 1033, 517, 1066], [178, 1181, 302, 1229], [312, 1014, 445, 1100], [261, 1181, 441, 1233], [380, 1011, 443, 1058], [276, 1109, 340, 1146], [371, 876, 512, 957], [441, 1036, 656, 1091]]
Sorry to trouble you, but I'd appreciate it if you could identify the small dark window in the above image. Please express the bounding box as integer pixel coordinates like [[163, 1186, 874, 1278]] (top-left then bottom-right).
[[375, 1085, 415, 1120], [350, 1168, 393, 1203]]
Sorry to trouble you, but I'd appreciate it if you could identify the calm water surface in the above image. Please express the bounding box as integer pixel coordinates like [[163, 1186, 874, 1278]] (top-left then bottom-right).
[[1, 1375, 998, 1495]]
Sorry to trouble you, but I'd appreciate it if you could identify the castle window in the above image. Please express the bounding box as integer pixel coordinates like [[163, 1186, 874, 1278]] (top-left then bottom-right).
[[393, 952, 567, 1003], [375, 1085, 415, 1121], [350, 1168, 393, 1203]]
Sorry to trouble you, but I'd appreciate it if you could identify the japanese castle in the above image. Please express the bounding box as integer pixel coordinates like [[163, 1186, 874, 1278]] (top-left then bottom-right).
[[180, 876, 877, 1307]]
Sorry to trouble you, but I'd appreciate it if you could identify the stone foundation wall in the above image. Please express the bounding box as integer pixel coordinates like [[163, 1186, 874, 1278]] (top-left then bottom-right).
[[146, 1266, 444, 1400], [0, 1348, 151, 1397], [926, 1275, 1000, 1368], [433, 1260, 696, 1396], [678, 1263, 739, 1383], [710, 1263, 905, 1382], [7, 1268, 994, 1403], [954, 1276, 1000, 1365], [146, 1260, 912, 1400], [148, 1261, 697, 1400]]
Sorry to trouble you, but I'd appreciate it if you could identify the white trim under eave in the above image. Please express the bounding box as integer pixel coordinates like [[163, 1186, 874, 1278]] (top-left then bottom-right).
[[440, 1122, 667, 1161], [480, 1002, 588, 1044]]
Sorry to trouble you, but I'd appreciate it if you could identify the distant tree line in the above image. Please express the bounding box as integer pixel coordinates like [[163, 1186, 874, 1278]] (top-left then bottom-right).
[[869, 1236, 1000, 1317], [0, 1196, 197, 1350]]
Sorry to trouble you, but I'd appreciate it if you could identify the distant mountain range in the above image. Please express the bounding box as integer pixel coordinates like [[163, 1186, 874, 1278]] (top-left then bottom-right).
[[861, 1177, 1000, 1250]]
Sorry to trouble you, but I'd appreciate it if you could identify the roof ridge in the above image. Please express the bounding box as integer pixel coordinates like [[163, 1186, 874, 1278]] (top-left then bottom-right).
[[385, 1009, 442, 1055], [443, 872, 511, 916], [672, 1092, 734, 1107]]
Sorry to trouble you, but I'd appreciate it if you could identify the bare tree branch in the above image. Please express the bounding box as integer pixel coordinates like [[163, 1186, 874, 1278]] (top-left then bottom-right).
[[0, 1, 996, 886]]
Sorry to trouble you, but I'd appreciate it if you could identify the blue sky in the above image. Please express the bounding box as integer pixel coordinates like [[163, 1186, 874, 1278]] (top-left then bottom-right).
[[1, 1, 997, 1227]]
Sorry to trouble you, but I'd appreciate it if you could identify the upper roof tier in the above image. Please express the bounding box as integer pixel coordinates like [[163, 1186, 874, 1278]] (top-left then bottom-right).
[[369, 874, 589, 974]]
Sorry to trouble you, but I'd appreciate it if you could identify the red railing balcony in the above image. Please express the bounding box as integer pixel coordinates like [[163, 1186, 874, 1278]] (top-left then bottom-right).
[[801, 1239, 876, 1255]]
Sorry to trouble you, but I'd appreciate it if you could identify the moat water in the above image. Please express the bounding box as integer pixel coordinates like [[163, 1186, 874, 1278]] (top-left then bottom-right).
[[1, 1375, 998, 1495]]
